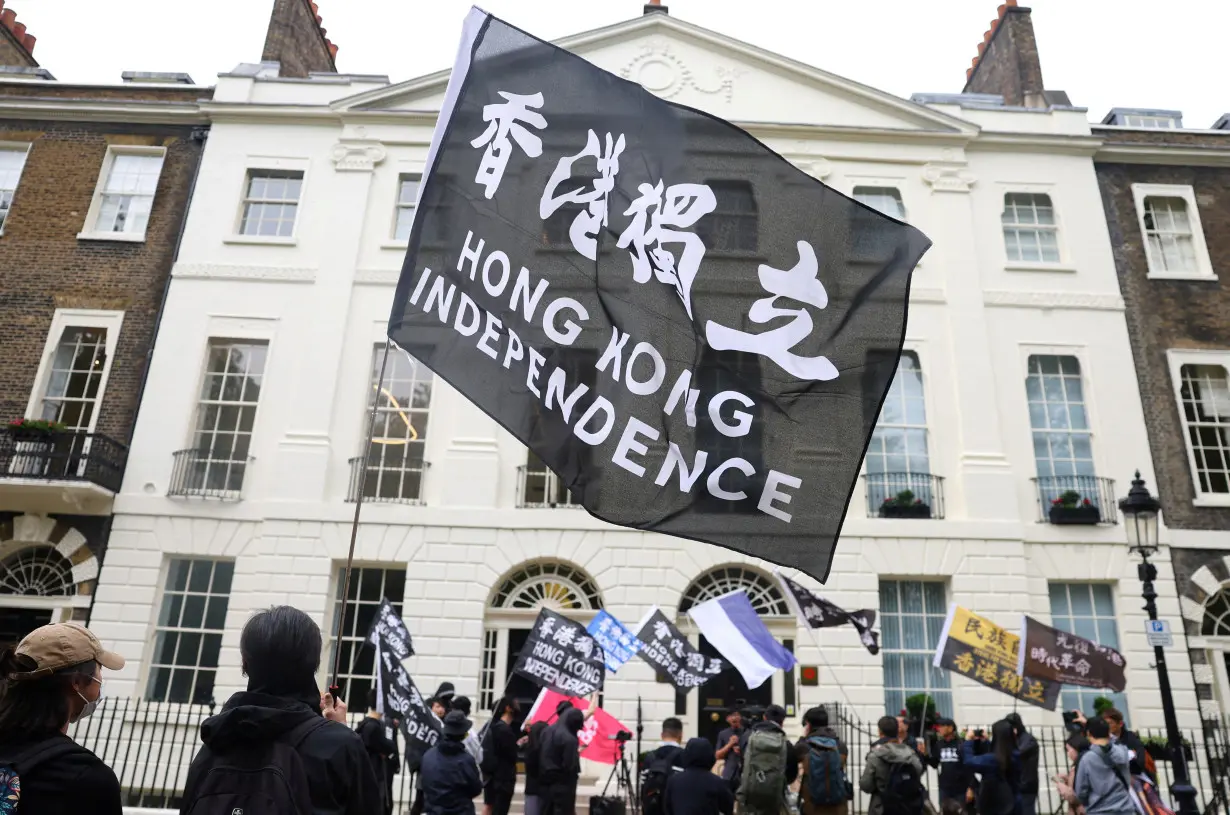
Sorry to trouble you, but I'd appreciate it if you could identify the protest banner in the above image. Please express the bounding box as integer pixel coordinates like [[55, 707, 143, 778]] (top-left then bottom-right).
[[933, 605, 1060, 710]]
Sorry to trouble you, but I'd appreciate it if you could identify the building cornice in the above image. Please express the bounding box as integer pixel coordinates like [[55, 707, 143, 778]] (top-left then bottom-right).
[[966, 132, 1103, 156], [1095, 143, 1230, 168], [0, 97, 207, 125]]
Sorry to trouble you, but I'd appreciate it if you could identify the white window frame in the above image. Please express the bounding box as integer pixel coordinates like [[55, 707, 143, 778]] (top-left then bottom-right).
[[1166, 349, 1230, 506], [224, 157, 310, 246], [389, 172, 421, 246], [1001, 189, 1066, 269], [77, 145, 166, 243], [143, 556, 234, 705], [853, 185, 907, 221], [1132, 184, 1215, 281], [0, 141, 31, 235], [326, 563, 407, 704], [23, 309, 125, 434]]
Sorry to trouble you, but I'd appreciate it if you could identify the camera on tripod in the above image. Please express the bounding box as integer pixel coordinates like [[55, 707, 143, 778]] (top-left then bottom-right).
[[607, 730, 633, 742]]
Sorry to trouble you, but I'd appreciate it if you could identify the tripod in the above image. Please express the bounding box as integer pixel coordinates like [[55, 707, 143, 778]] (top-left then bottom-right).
[[600, 738, 639, 815]]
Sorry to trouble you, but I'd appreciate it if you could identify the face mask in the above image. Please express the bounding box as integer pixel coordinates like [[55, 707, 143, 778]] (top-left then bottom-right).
[[73, 676, 103, 722]]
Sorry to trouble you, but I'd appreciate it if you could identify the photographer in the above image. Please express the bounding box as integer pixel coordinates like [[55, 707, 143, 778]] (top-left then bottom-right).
[[961, 721, 1021, 815]]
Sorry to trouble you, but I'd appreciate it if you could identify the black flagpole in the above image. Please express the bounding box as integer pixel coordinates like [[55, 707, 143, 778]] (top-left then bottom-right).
[[330, 337, 393, 699], [635, 695, 643, 812]]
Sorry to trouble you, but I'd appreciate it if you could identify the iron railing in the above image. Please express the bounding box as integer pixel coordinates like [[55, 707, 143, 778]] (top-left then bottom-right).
[[863, 471, 946, 519], [1032, 474, 1119, 525], [167, 449, 254, 500], [517, 464, 582, 508], [0, 428, 127, 492], [347, 457, 430, 505]]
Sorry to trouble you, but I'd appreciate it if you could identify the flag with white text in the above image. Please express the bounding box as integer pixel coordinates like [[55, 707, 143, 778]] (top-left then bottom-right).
[[388, 9, 931, 582], [513, 608, 606, 697], [778, 573, 880, 654], [376, 640, 441, 768]]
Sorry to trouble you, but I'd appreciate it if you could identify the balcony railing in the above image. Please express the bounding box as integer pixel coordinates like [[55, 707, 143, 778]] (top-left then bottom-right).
[[863, 471, 945, 519], [168, 449, 254, 500], [0, 428, 127, 492], [517, 464, 582, 508], [1032, 474, 1118, 525], [347, 457, 429, 505]]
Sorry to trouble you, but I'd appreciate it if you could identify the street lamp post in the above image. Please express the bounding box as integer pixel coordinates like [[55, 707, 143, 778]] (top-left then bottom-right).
[[1119, 471, 1199, 815]]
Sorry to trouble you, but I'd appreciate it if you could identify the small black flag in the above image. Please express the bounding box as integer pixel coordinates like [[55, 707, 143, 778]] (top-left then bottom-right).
[[376, 640, 441, 768], [388, 10, 930, 583], [634, 607, 727, 691], [513, 608, 606, 697], [367, 597, 414, 660], [778, 573, 880, 655]]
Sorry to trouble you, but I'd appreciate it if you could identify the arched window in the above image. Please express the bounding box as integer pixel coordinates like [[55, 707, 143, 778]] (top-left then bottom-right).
[[0, 547, 74, 597], [1204, 589, 1230, 636], [490, 561, 604, 611], [678, 566, 789, 616]]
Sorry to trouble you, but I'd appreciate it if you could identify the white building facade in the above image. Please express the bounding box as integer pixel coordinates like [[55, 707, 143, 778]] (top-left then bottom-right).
[[87, 9, 1197, 759]]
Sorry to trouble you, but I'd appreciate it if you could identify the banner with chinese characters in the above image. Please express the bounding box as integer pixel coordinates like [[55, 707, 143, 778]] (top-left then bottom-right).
[[386, 9, 931, 584], [1018, 615, 1126, 692], [932, 605, 1060, 710], [634, 606, 727, 690], [375, 640, 440, 768], [513, 608, 606, 697], [586, 609, 643, 673], [778, 572, 879, 654], [366, 597, 414, 660]]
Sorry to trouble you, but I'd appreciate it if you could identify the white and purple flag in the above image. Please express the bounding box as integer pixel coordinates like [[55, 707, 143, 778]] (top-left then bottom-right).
[[688, 590, 796, 689]]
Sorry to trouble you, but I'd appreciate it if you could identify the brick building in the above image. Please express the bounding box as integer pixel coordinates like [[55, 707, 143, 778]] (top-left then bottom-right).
[[1093, 113, 1230, 726], [0, 0, 337, 647]]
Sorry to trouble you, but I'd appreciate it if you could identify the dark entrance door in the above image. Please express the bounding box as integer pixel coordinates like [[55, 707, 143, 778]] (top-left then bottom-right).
[[0, 607, 53, 647], [505, 628, 541, 733], [697, 634, 772, 746]]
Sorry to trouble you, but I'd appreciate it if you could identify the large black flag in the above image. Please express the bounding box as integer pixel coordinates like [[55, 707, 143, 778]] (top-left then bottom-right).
[[778, 573, 880, 655], [388, 10, 930, 582], [376, 641, 441, 768], [513, 608, 606, 697], [635, 606, 727, 690]]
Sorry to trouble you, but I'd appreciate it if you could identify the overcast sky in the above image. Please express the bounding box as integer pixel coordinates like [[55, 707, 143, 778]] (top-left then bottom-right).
[[13, 0, 1227, 128]]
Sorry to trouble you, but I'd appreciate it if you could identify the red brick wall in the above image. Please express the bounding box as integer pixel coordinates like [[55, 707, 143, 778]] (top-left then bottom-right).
[[262, 0, 336, 78], [0, 117, 205, 446]]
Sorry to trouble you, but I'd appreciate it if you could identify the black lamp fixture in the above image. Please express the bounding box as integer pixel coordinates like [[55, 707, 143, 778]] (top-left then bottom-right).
[[1118, 470, 1198, 815]]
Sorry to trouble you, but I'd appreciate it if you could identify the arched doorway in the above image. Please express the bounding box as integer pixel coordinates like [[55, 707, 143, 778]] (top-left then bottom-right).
[[480, 560, 604, 727], [0, 514, 99, 645], [676, 565, 794, 744]]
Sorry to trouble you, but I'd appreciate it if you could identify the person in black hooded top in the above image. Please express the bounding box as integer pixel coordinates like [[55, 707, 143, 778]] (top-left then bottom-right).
[[421, 710, 483, 815], [181, 606, 381, 815], [664, 738, 735, 815], [539, 706, 585, 815]]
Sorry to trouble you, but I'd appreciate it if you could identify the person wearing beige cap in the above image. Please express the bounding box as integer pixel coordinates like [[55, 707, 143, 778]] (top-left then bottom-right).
[[0, 621, 126, 814]]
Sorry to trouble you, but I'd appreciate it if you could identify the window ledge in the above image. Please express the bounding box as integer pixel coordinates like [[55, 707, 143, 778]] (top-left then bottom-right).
[[1146, 270, 1218, 282], [380, 240, 410, 251], [1193, 495, 1230, 508], [1004, 262, 1076, 273], [76, 231, 147, 243], [223, 235, 297, 247]]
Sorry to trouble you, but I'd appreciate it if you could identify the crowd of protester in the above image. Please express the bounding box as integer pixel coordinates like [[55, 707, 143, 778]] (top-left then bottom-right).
[[0, 607, 1182, 815]]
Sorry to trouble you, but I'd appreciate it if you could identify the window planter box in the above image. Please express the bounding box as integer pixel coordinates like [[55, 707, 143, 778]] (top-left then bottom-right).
[[879, 503, 932, 519], [1047, 505, 1101, 525]]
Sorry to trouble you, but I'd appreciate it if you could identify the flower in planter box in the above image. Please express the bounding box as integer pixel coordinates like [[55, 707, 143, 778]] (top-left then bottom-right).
[[8, 418, 68, 434]]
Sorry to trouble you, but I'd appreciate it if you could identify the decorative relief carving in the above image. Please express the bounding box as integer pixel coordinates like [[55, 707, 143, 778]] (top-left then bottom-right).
[[794, 157, 832, 180], [620, 39, 740, 102], [922, 162, 976, 193], [173, 264, 317, 283], [982, 290, 1125, 311], [330, 141, 387, 172]]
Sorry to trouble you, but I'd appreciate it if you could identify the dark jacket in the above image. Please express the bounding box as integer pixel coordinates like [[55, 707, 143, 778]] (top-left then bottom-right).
[[421, 737, 483, 815], [1114, 729, 1151, 780], [962, 742, 1022, 815], [482, 717, 520, 789], [1017, 731, 1040, 795], [0, 733, 122, 815], [183, 691, 381, 815], [524, 721, 549, 796], [540, 708, 584, 786], [860, 741, 924, 815], [357, 717, 398, 803], [797, 727, 850, 815], [665, 738, 735, 815], [925, 734, 972, 801]]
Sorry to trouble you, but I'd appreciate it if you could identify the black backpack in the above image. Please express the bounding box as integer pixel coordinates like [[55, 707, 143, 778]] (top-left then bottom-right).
[[182, 717, 327, 815], [640, 747, 680, 815], [0, 737, 90, 813], [879, 760, 926, 815]]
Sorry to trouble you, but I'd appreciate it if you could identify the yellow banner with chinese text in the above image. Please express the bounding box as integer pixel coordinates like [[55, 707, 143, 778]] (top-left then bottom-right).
[[933, 605, 1060, 710]]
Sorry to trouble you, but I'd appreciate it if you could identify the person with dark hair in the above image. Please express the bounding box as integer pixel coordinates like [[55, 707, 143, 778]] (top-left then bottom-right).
[[798, 706, 850, 815], [1053, 733, 1091, 815], [861, 716, 925, 815], [539, 706, 585, 815], [962, 720, 1021, 815], [451, 695, 484, 766], [1005, 712, 1040, 815], [737, 704, 799, 815], [923, 717, 972, 815], [664, 738, 735, 815], [480, 696, 521, 815], [1101, 708, 1152, 781], [1075, 718, 1134, 815], [181, 605, 381, 815], [640, 717, 686, 815], [0, 622, 125, 815], [523, 719, 551, 815], [434, 682, 458, 707], [715, 708, 745, 788], [357, 688, 400, 815], [412, 695, 454, 815], [422, 710, 483, 815]]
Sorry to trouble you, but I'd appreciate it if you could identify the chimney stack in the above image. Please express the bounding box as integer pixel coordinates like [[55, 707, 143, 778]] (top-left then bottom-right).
[[0, 1, 38, 69], [962, 1, 1051, 108], [643, 0, 669, 15], [261, 0, 337, 79]]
